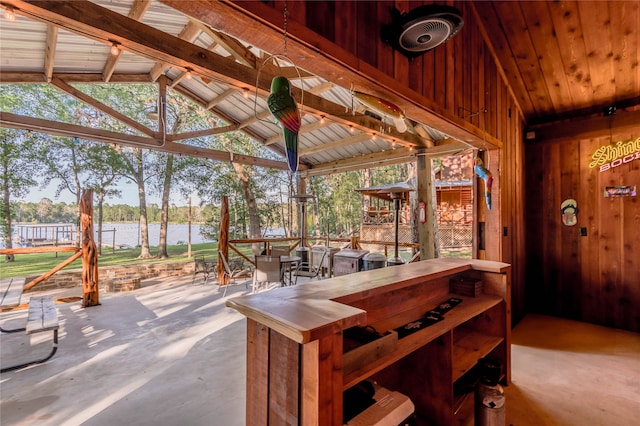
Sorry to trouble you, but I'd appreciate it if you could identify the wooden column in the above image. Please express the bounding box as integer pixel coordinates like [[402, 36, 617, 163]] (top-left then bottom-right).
[[80, 189, 99, 307], [217, 195, 230, 284], [416, 151, 438, 259]]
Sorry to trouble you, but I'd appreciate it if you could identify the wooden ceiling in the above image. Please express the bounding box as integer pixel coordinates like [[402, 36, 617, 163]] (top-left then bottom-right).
[[473, 0, 639, 124]]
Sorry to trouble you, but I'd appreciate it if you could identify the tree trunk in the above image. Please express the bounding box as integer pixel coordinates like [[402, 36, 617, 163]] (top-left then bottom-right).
[[157, 153, 174, 259], [232, 162, 261, 254], [2, 167, 14, 262], [134, 149, 152, 258]]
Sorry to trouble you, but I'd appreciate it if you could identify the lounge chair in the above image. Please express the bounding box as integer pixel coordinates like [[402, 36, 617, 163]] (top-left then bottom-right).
[[218, 251, 253, 296]]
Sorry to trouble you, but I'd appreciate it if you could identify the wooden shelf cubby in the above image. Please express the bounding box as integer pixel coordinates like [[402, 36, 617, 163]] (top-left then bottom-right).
[[227, 258, 511, 425]]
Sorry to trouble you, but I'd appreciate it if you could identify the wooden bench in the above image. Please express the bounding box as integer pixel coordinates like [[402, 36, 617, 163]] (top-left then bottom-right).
[[1, 286, 60, 373]]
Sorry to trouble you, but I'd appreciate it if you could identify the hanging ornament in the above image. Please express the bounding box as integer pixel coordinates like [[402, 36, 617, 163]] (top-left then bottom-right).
[[474, 154, 493, 210], [352, 89, 407, 133], [256, 0, 303, 174]]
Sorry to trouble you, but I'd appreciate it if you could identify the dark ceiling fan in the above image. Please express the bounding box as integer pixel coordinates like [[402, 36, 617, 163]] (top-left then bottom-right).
[[381, 4, 464, 60]]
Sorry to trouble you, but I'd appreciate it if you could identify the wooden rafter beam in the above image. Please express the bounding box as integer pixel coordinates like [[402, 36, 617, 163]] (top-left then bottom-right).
[[193, 20, 255, 68], [50, 76, 155, 138], [5, 0, 428, 149], [102, 0, 152, 82], [299, 133, 370, 156], [149, 21, 201, 81], [43, 24, 57, 83], [168, 124, 238, 142], [0, 72, 154, 84], [528, 108, 640, 143], [0, 112, 296, 171], [302, 148, 416, 178]]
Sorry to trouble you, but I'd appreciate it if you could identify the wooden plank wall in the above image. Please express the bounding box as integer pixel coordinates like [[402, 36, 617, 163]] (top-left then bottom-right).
[[256, 0, 526, 323], [525, 129, 640, 332]]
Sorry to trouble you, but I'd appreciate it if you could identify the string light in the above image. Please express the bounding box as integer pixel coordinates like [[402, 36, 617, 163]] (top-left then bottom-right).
[[349, 125, 354, 134], [243, 88, 249, 99], [320, 115, 325, 124], [185, 68, 193, 80], [4, 7, 16, 22]]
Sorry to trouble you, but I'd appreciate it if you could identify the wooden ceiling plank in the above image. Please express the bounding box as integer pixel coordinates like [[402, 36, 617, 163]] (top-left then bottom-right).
[[492, 1, 555, 117], [471, 2, 537, 119], [578, 1, 616, 106], [0, 111, 292, 171], [607, 0, 639, 103], [43, 24, 58, 83], [518, 2, 574, 116], [547, 1, 594, 111], [50, 76, 155, 138]]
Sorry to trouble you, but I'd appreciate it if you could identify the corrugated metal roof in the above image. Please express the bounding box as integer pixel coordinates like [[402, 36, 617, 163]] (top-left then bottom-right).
[[0, 0, 461, 173]]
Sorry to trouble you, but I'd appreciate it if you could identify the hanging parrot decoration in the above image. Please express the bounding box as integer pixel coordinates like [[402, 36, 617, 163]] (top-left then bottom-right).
[[474, 157, 493, 210], [352, 90, 407, 133], [267, 76, 301, 173]]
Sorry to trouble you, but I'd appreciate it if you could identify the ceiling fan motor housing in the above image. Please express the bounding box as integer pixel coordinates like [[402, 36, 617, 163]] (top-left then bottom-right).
[[381, 5, 464, 60]]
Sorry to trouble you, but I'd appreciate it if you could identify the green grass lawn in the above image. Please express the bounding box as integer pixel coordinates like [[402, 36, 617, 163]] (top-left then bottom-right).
[[0, 242, 221, 279]]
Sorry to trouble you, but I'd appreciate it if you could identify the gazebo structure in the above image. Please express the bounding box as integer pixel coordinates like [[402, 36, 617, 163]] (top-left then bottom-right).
[[0, 0, 638, 350]]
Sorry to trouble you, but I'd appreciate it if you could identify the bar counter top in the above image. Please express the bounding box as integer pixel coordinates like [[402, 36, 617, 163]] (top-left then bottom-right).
[[225, 257, 510, 344]]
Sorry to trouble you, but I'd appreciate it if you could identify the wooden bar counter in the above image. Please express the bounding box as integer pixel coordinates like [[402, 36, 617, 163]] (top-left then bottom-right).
[[226, 258, 511, 425]]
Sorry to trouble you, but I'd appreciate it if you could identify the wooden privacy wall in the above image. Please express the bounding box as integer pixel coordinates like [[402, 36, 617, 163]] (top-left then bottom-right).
[[525, 130, 640, 332], [242, 1, 526, 322]]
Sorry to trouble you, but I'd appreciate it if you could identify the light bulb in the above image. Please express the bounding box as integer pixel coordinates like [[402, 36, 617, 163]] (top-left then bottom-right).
[[243, 88, 249, 99], [185, 68, 193, 80], [110, 43, 120, 56], [4, 7, 16, 22]]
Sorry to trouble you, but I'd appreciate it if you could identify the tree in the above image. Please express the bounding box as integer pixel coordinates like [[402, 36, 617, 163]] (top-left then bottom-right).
[[85, 142, 124, 254], [0, 128, 40, 261]]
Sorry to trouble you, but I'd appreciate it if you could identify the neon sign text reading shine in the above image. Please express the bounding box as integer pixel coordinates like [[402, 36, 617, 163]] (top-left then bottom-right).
[[589, 136, 640, 172]]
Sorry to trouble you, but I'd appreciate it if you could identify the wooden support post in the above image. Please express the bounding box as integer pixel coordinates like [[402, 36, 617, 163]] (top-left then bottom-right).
[[417, 150, 438, 259], [80, 189, 100, 307], [218, 195, 230, 285]]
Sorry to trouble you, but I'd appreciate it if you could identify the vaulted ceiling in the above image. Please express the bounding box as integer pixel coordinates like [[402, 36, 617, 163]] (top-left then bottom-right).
[[1, 1, 638, 175]]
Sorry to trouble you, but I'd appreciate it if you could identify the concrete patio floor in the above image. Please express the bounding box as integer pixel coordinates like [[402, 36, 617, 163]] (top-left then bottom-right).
[[1, 275, 252, 426], [2, 274, 639, 425]]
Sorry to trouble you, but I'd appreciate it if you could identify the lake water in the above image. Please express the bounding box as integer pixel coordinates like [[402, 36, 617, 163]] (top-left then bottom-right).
[[95, 223, 214, 248]]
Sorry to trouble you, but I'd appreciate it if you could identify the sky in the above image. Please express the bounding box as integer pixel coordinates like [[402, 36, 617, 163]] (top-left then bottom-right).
[[19, 179, 196, 207]]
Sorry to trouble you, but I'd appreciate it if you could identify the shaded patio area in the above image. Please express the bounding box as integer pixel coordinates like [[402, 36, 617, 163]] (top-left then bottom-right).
[[0, 275, 250, 426], [2, 275, 639, 425]]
